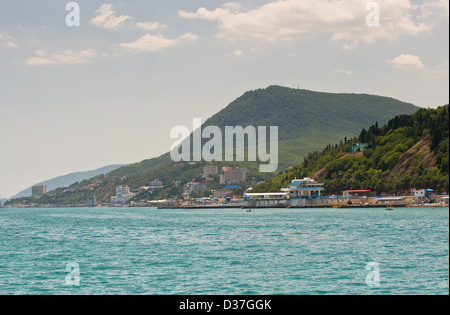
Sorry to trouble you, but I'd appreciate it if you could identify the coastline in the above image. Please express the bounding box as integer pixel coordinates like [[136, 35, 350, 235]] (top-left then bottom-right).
[[2, 195, 448, 210], [158, 203, 449, 210]]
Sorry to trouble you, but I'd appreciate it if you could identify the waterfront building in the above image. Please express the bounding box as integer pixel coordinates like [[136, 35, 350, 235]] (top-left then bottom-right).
[[111, 186, 135, 205], [341, 190, 372, 197], [412, 188, 435, 199], [281, 178, 324, 198], [213, 190, 233, 199], [183, 182, 207, 196], [219, 167, 246, 185], [32, 185, 47, 197], [88, 196, 98, 207], [244, 192, 291, 207], [412, 189, 426, 197]]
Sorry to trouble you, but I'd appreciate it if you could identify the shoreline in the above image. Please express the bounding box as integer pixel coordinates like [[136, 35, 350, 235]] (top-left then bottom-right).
[[2, 197, 448, 210], [2, 203, 448, 210], [158, 204, 449, 210]]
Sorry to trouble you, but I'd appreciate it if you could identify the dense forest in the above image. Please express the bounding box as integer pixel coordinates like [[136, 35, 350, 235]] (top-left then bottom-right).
[[253, 105, 449, 195]]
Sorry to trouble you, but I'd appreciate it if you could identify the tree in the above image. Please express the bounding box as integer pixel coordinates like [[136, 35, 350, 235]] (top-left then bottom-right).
[[359, 129, 368, 143], [431, 129, 443, 150]]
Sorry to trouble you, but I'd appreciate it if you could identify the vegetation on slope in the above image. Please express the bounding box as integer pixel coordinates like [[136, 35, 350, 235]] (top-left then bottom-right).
[[203, 85, 418, 167], [253, 105, 449, 195]]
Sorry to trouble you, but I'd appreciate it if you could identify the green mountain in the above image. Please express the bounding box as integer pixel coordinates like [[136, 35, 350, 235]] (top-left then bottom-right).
[[253, 105, 449, 195], [8, 86, 420, 205], [203, 86, 419, 167], [99, 86, 419, 178]]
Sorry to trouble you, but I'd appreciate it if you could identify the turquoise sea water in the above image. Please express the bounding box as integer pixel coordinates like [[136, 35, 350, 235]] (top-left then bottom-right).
[[0, 207, 448, 295]]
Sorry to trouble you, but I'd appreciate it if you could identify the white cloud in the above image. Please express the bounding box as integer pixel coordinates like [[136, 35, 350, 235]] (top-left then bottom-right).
[[136, 22, 167, 31], [91, 4, 171, 34], [5, 41, 19, 48], [90, 4, 133, 29], [87, 4, 200, 55], [119, 32, 198, 53], [0, 31, 19, 48], [233, 50, 244, 57], [330, 68, 353, 75], [119, 34, 177, 52], [26, 49, 98, 66], [421, 0, 449, 20], [179, 0, 440, 47], [342, 40, 359, 51], [386, 54, 425, 70], [179, 32, 199, 42], [426, 60, 449, 78]]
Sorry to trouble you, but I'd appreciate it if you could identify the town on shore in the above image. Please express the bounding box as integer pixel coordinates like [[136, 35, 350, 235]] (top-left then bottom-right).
[[2, 165, 448, 210]]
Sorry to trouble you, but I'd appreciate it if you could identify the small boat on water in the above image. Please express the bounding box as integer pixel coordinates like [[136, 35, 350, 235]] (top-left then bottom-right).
[[386, 204, 394, 211], [247, 209, 252, 212]]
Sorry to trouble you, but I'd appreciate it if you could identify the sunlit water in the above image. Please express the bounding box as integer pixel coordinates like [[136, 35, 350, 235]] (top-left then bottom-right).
[[0, 207, 448, 295]]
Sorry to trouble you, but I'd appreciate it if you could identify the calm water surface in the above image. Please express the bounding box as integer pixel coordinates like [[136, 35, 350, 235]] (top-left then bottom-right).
[[0, 207, 448, 295]]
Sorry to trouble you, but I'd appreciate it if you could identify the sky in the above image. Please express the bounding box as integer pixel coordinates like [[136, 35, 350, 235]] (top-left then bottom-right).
[[0, 0, 449, 199]]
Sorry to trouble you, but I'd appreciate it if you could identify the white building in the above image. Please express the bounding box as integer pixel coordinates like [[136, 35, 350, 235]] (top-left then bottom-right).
[[203, 165, 218, 178], [183, 182, 207, 196], [412, 189, 426, 197], [281, 178, 324, 198], [149, 180, 164, 189], [111, 186, 135, 205]]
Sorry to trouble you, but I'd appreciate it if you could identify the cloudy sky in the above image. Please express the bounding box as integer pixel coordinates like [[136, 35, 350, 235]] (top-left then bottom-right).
[[0, 0, 449, 198]]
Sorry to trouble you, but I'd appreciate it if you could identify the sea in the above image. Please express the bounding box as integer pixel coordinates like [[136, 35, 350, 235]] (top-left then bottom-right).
[[0, 206, 448, 295]]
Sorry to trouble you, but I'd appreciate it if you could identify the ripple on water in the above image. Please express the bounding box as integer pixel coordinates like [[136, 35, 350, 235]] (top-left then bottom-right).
[[0, 207, 448, 295]]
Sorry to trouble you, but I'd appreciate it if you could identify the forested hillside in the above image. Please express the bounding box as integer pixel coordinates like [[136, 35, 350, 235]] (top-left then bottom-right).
[[254, 105, 449, 194]]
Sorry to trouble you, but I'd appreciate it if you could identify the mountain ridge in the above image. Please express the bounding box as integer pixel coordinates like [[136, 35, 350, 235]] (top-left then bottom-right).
[[108, 86, 419, 176], [7, 86, 421, 205], [9, 164, 126, 200]]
